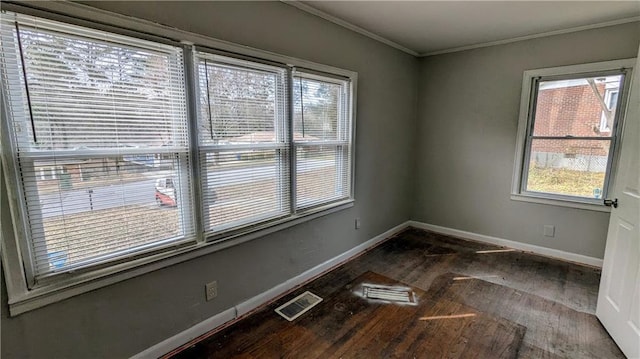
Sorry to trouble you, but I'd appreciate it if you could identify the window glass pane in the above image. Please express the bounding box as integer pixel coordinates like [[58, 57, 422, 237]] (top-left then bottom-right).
[[293, 76, 347, 142], [296, 146, 350, 208], [12, 25, 187, 151], [293, 73, 351, 209], [198, 59, 286, 145], [532, 75, 622, 138], [27, 155, 191, 274], [196, 54, 289, 234], [202, 150, 289, 232], [525, 139, 610, 198]]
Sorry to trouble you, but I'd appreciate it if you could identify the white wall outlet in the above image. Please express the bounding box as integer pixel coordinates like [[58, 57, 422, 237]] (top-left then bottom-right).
[[543, 225, 555, 237], [355, 218, 361, 229], [205, 281, 218, 301]]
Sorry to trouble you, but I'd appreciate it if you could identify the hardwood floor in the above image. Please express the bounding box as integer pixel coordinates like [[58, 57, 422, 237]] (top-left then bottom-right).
[[167, 228, 624, 358]]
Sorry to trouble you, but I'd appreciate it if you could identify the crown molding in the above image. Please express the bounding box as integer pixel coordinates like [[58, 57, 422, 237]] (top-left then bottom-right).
[[281, 0, 419, 57], [418, 16, 640, 57]]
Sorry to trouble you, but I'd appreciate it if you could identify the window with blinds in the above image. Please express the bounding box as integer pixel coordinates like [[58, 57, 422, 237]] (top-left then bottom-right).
[[0, 14, 193, 278], [293, 72, 352, 209], [195, 53, 290, 234], [1, 11, 356, 302]]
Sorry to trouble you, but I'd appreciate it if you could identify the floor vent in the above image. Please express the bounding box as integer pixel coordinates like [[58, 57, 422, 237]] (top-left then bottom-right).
[[363, 284, 416, 303], [275, 291, 323, 321]]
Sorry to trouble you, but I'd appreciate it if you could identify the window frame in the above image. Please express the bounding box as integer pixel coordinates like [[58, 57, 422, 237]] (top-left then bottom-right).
[[292, 70, 353, 211], [511, 59, 635, 211], [599, 88, 619, 132], [0, 3, 357, 316], [194, 52, 292, 237], [1, 16, 196, 284]]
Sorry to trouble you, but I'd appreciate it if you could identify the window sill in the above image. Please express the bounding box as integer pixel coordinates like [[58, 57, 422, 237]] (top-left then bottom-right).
[[6, 199, 354, 316], [510, 193, 611, 213]]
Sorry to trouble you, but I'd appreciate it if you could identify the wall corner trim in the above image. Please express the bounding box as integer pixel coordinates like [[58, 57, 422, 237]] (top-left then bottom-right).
[[131, 220, 411, 358], [408, 221, 603, 268]]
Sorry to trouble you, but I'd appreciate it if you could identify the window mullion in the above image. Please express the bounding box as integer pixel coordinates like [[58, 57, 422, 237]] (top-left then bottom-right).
[[183, 44, 206, 243], [288, 67, 297, 215]]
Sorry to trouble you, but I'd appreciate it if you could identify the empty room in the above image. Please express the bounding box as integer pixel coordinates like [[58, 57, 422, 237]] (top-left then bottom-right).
[[1, 1, 639, 358]]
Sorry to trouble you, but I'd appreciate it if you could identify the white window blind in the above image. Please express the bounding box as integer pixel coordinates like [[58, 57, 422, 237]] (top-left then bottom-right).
[[196, 53, 290, 234], [293, 72, 351, 209], [0, 14, 193, 278]]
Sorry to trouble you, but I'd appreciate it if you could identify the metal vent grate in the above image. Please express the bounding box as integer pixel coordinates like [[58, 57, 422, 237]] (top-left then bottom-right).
[[275, 291, 323, 321], [363, 284, 416, 303]]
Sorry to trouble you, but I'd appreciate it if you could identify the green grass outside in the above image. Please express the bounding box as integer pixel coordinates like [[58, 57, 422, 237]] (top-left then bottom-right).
[[527, 166, 605, 198]]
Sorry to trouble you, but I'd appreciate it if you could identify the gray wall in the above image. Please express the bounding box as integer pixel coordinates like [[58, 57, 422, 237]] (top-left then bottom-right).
[[1, 2, 418, 358], [414, 21, 640, 259]]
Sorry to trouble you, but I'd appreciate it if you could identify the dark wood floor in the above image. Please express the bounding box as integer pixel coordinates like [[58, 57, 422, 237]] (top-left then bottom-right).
[[167, 228, 623, 359]]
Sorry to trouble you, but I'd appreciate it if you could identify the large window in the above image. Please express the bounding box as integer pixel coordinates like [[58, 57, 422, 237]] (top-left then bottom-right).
[[0, 14, 193, 279], [512, 60, 633, 209], [0, 11, 355, 314], [293, 72, 352, 209], [196, 54, 290, 234]]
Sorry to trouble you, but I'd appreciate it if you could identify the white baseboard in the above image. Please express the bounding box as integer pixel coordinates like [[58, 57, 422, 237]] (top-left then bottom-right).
[[132, 220, 411, 358], [132, 307, 236, 359], [408, 221, 603, 267]]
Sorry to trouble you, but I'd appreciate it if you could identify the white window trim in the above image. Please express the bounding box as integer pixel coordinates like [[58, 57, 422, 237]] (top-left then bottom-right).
[[292, 70, 353, 211], [511, 58, 635, 211], [194, 52, 292, 235], [0, 2, 357, 316]]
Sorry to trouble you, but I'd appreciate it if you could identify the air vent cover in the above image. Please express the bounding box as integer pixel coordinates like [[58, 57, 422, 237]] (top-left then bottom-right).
[[275, 291, 323, 321], [363, 284, 416, 303]]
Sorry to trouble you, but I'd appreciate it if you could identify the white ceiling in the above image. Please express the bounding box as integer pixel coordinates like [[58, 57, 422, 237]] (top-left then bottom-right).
[[295, 1, 640, 56]]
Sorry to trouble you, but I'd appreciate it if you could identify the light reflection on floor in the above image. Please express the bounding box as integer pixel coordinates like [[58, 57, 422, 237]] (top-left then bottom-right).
[[419, 313, 477, 321], [475, 249, 516, 254], [453, 275, 500, 281]]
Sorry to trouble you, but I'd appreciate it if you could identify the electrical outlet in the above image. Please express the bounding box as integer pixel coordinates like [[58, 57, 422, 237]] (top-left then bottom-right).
[[205, 281, 218, 301], [355, 218, 361, 229], [543, 225, 555, 238]]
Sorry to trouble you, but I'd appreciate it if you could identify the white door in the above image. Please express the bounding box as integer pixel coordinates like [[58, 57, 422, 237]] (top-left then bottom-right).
[[596, 47, 640, 359]]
